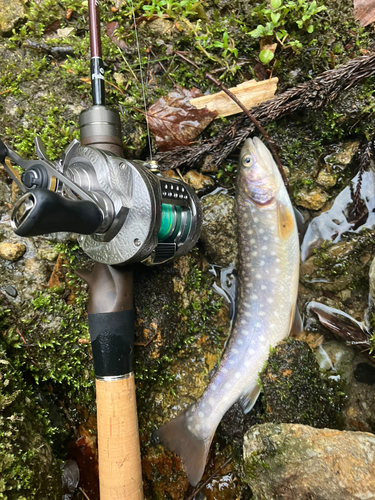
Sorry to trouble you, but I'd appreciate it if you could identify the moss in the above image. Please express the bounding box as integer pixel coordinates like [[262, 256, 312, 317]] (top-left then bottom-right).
[[260, 339, 345, 428], [0, 343, 62, 499]]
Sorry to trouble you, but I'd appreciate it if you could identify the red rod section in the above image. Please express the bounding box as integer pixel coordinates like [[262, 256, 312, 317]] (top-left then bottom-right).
[[88, 0, 102, 58]]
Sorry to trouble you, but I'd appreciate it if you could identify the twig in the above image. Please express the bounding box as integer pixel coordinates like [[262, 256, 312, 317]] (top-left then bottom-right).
[[134, 330, 158, 347], [175, 51, 200, 70], [205, 72, 289, 193], [184, 456, 232, 500], [149, 47, 175, 85], [79, 487, 92, 500], [154, 53, 375, 171], [16, 328, 37, 365]]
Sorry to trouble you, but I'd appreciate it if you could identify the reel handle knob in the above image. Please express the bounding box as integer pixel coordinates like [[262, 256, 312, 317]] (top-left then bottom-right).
[[12, 189, 103, 237]]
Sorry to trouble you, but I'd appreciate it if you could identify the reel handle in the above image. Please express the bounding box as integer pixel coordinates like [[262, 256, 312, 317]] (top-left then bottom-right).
[[12, 189, 103, 237]]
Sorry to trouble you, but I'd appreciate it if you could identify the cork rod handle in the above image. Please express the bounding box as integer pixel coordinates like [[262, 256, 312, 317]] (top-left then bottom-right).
[[96, 375, 144, 500]]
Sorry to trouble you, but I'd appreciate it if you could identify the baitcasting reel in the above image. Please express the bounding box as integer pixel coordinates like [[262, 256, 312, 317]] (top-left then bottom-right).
[[0, 129, 202, 266]]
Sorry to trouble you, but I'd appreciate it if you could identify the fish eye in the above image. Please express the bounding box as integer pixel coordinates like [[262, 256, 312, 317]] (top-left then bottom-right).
[[242, 155, 253, 167]]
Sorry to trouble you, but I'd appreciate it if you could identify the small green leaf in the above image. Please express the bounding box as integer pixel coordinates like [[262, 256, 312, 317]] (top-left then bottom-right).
[[307, 25, 314, 33], [271, 12, 281, 23], [248, 25, 266, 37], [270, 0, 282, 8], [259, 49, 274, 64]]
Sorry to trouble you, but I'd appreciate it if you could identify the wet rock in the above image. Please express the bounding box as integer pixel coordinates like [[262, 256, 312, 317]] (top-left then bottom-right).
[[36, 243, 59, 262], [314, 340, 355, 385], [325, 140, 361, 171], [300, 239, 374, 292], [0, 344, 62, 498], [354, 362, 375, 385], [243, 423, 375, 500], [200, 193, 238, 267], [294, 186, 328, 210], [0, 0, 25, 33], [4, 284, 17, 297], [316, 169, 337, 189], [260, 339, 343, 428], [0, 242, 26, 261], [183, 170, 214, 192]]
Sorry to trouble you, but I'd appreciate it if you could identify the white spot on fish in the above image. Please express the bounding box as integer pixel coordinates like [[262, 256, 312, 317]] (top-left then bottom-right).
[[245, 359, 251, 367], [259, 228, 264, 234], [245, 312, 251, 317], [255, 322, 261, 328], [198, 411, 204, 418], [211, 385, 217, 392], [256, 273, 262, 279], [276, 258, 281, 263], [235, 372, 241, 379], [271, 251, 276, 256], [259, 335, 266, 341], [259, 311, 265, 316], [221, 367, 228, 374], [262, 245, 268, 250], [228, 359, 235, 365], [209, 397, 215, 406], [261, 285, 266, 290], [195, 424, 201, 431], [248, 230, 253, 235], [263, 236, 269, 241], [251, 294, 258, 299], [241, 319, 247, 325], [250, 238, 256, 244], [248, 349, 255, 355], [270, 323, 275, 328], [238, 339, 244, 345], [252, 251, 258, 257], [260, 261, 265, 266], [267, 297, 273, 303], [253, 217, 259, 223]]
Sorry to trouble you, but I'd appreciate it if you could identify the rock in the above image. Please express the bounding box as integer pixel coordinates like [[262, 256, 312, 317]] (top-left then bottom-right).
[[183, 170, 214, 191], [4, 284, 17, 297], [295, 186, 328, 210], [314, 340, 355, 385], [260, 339, 343, 427], [139, 17, 174, 37], [243, 423, 375, 500], [0, 0, 25, 33], [316, 169, 337, 189], [0, 242, 26, 261], [36, 243, 59, 262], [354, 362, 375, 385], [300, 239, 372, 292], [325, 140, 361, 171], [200, 193, 238, 267]]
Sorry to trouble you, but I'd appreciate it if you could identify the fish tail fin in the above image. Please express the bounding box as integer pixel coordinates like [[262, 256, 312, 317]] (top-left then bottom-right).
[[153, 410, 213, 486]]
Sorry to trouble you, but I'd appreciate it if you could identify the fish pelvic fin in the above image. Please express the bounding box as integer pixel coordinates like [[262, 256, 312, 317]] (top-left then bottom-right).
[[239, 383, 261, 414], [153, 409, 214, 486]]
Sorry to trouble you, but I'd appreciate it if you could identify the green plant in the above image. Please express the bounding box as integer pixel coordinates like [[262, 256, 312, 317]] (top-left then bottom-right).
[[249, 0, 326, 63]]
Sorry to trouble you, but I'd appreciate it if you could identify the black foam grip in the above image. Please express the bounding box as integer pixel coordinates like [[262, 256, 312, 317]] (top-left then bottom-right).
[[14, 189, 103, 237], [88, 309, 134, 377]]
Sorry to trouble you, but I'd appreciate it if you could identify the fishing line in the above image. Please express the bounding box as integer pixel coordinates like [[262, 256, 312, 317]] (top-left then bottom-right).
[[129, 0, 153, 160]]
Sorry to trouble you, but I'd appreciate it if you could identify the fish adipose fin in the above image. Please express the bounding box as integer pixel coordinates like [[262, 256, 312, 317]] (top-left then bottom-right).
[[153, 410, 213, 486], [239, 384, 261, 414]]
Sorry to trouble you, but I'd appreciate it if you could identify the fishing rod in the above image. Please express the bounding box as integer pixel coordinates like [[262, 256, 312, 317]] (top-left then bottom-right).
[[0, 1, 203, 498]]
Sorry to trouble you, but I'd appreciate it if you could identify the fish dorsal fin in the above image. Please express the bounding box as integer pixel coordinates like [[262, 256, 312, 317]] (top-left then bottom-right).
[[289, 305, 303, 337], [239, 382, 261, 414], [277, 200, 295, 240]]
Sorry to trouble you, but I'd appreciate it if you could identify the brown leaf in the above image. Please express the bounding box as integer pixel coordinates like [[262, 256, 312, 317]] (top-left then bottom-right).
[[44, 19, 61, 35], [146, 86, 217, 152], [105, 21, 127, 50], [353, 0, 375, 25]]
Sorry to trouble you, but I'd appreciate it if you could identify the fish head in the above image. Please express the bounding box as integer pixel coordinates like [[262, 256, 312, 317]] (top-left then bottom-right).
[[237, 137, 282, 206]]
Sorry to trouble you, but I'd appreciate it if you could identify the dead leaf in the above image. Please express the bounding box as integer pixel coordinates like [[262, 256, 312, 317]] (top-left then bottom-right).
[[353, 0, 375, 25], [105, 21, 127, 50], [44, 19, 61, 35], [146, 86, 217, 152]]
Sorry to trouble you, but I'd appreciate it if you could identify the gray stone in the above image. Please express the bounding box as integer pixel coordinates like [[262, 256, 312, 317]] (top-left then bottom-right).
[[0, 0, 25, 33], [243, 423, 375, 500], [200, 192, 238, 267]]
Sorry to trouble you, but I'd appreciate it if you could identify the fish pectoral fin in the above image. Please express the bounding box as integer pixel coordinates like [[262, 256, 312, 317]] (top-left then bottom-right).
[[239, 383, 261, 414], [277, 200, 296, 240], [289, 305, 304, 337], [152, 409, 214, 487]]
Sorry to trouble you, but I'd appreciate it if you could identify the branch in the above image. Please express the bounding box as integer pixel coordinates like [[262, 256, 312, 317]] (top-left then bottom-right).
[[154, 53, 375, 171]]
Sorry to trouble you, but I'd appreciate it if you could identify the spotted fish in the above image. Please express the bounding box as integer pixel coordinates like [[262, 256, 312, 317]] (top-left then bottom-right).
[[154, 137, 300, 486]]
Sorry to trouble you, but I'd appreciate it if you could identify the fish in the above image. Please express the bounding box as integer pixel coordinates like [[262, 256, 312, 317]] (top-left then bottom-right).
[[154, 137, 300, 486]]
